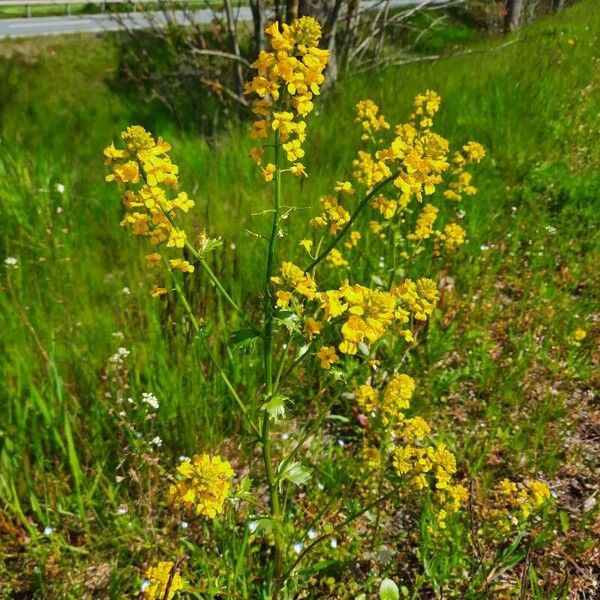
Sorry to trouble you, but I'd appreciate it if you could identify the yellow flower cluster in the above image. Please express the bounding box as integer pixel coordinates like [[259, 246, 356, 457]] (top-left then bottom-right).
[[353, 368, 466, 527], [245, 16, 329, 178], [393, 278, 439, 321], [271, 263, 428, 363], [393, 441, 466, 527], [410, 89, 442, 130], [310, 194, 351, 234], [104, 126, 196, 286], [355, 99, 390, 141], [144, 561, 184, 600], [169, 454, 234, 518], [444, 141, 485, 202], [497, 478, 551, 520], [439, 222, 466, 251], [355, 373, 415, 423], [271, 261, 317, 307], [337, 283, 399, 355], [408, 203, 439, 240]]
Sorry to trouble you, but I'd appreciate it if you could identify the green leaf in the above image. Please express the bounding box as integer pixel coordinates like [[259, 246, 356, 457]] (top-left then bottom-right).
[[559, 510, 570, 532], [234, 476, 255, 503], [274, 310, 301, 333], [278, 461, 311, 490], [230, 328, 262, 349], [196, 235, 223, 257], [261, 394, 288, 422], [379, 578, 400, 600]]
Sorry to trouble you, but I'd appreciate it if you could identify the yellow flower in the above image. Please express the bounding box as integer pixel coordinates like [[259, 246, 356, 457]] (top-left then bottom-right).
[[326, 248, 348, 268], [143, 561, 183, 600], [409, 203, 438, 240], [304, 317, 322, 340], [355, 384, 378, 414], [249, 147, 264, 164], [384, 374, 415, 412], [334, 181, 354, 196], [276, 290, 293, 308], [393, 278, 439, 321], [261, 163, 276, 182], [290, 163, 307, 177], [318, 290, 348, 320], [106, 160, 140, 184], [169, 454, 234, 518], [571, 328, 587, 346], [282, 139, 305, 162], [172, 192, 194, 213], [167, 229, 187, 249], [146, 253, 162, 268], [299, 239, 313, 253], [344, 231, 361, 249], [317, 346, 339, 369], [169, 259, 195, 273], [151, 286, 168, 298], [275, 261, 317, 299], [103, 142, 128, 165], [440, 223, 466, 251], [371, 195, 397, 219]]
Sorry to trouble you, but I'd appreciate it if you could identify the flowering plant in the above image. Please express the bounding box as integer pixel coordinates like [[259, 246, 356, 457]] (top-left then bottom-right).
[[102, 15, 548, 599]]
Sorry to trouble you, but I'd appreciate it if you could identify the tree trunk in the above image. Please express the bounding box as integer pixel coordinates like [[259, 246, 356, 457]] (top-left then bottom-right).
[[286, 0, 300, 22], [249, 0, 265, 58], [505, 0, 525, 32], [223, 0, 244, 97], [554, 0, 566, 11]]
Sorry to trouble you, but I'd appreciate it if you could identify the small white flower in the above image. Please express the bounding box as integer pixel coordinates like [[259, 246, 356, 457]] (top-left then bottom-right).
[[122, 287, 131, 295], [112, 331, 124, 339], [116, 505, 129, 515], [281, 432, 290, 441], [56, 206, 64, 214], [142, 392, 159, 410], [151, 436, 162, 447], [545, 225, 557, 234], [180, 521, 189, 530], [330, 538, 338, 549], [43, 526, 54, 536], [140, 580, 150, 592], [307, 529, 317, 540], [230, 243, 236, 250], [337, 439, 345, 448], [480, 244, 489, 251], [179, 455, 190, 462], [54, 183, 65, 194], [248, 520, 258, 533], [457, 209, 466, 219], [293, 542, 303, 554], [4, 257, 18, 268]]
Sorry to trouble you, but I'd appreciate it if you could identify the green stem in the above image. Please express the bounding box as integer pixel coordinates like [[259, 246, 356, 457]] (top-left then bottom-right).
[[304, 170, 400, 272], [262, 133, 284, 598], [184, 241, 247, 322], [281, 484, 403, 584], [165, 259, 260, 438]]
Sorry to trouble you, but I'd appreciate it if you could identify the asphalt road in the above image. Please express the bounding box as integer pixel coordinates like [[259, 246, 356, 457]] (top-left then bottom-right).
[[0, 1, 448, 39]]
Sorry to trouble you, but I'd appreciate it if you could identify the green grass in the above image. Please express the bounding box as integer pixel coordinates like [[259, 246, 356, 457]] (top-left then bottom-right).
[[1, 1, 599, 597]]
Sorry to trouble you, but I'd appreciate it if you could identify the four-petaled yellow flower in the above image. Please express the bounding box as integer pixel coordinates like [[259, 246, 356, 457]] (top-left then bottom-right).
[[317, 346, 339, 369], [169, 454, 234, 518]]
